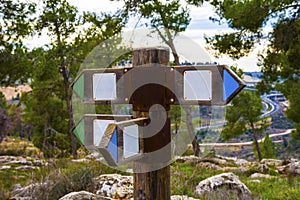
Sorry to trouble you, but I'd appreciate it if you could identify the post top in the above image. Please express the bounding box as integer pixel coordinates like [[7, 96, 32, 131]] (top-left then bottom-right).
[[132, 46, 170, 52]]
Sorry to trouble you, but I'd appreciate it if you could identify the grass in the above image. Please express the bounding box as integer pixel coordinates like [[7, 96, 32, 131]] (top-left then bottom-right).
[[171, 162, 223, 197], [0, 137, 42, 157], [1, 157, 300, 199], [242, 176, 300, 200], [171, 160, 300, 200], [0, 137, 300, 199]]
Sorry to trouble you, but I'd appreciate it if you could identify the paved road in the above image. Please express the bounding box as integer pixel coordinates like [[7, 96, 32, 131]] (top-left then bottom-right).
[[261, 94, 281, 117], [199, 129, 294, 147]]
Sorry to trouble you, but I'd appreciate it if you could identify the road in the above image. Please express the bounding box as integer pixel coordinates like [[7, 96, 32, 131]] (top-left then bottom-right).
[[261, 94, 281, 117], [199, 129, 294, 147]]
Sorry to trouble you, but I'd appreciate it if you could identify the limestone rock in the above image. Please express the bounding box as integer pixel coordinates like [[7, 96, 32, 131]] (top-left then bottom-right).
[[0, 165, 11, 170], [248, 180, 261, 183], [250, 173, 273, 179], [260, 159, 283, 167], [15, 166, 38, 170], [0, 156, 47, 167], [196, 162, 222, 170], [278, 160, 300, 175], [93, 174, 133, 199], [59, 191, 110, 200], [235, 159, 249, 166], [194, 172, 252, 200], [175, 156, 201, 163], [11, 182, 48, 199], [256, 164, 269, 173], [171, 195, 199, 200]]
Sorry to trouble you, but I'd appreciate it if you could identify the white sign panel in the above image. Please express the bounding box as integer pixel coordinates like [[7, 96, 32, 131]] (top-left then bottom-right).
[[93, 73, 117, 100], [184, 70, 212, 100], [123, 124, 139, 158], [93, 119, 115, 146]]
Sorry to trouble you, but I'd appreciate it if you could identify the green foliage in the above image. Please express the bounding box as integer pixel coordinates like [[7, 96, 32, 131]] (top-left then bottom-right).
[[222, 89, 270, 160], [0, 0, 36, 85], [221, 90, 264, 140], [255, 133, 277, 159], [208, 0, 300, 141]]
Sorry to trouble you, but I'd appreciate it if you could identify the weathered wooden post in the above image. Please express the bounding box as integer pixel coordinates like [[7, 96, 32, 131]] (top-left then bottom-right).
[[132, 47, 171, 200]]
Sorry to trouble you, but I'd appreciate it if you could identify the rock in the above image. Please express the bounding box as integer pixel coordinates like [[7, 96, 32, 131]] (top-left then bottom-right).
[[235, 159, 249, 166], [6, 158, 33, 166], [11, 182, 48, 199], [248, 180, 261, 183], [93, 174, 133, 199], [196, 162, 222, 170], [278, 161, 300, 175], [250, 173, 273, 179], [0, 165, 11, 170], [171, 195, 199, 200], [201, 157, 228, 165], [220, 166, 238, 172], [15, 166, 38, 170], [194, 172, 252, 200], [0, 156, 47, 167], [215, 155, 249, 166], [260, 159, 283, 167], [175, 156, 201, 163], [256, 164, 269, 173], [59, 191, 110, 200], [71, 158, 91, 163]]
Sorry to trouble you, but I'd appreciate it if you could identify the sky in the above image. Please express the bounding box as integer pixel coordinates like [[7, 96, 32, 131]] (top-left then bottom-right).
[[26, 0, 269, 72]]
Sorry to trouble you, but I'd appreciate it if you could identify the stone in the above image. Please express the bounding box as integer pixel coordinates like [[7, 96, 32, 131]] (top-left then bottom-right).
[[0, 165, 11, 170], [59, 191, 111, 200], [175, 156, 201, 163], [194, 172, 252, 200], [93, 174, 133, 199], [250, 173, 273, 179], [235, 159, 249, 166], [196, 162, 222, 170], [71, 158, 90, 163], [260, 159, 283, 167], [15, 166, 38, 170], [248, 180, 261, 183], [171, 195, 199, 200], [256, 164, 269, 173], [278, 160, 300, 175], [11, 182, 48, 199]]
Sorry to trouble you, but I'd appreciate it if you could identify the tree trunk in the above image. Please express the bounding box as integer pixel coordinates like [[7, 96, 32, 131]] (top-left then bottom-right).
[[184, 105, 200, 156], [60, 62, 77, 158], [251, 122, 262, 161]]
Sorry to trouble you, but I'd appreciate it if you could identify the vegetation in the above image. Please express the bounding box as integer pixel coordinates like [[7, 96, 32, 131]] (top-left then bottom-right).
[[206, 0, 300, 140], [222, 88, 270, 161]]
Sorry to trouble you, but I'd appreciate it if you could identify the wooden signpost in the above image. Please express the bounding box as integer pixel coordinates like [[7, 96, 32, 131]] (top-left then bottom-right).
[[72, 47, 245, 200]]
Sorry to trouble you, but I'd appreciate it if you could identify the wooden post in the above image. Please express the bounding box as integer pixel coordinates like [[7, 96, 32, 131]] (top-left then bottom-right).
[[132, 47, 171, 200]]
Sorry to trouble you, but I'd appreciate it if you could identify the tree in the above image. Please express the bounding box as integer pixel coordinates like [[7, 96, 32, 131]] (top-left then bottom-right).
[[206, 0, 300, 139], [21, 0, 126, 157], [254, 133, 276, 159], [0, 0, 36, 85], [222, 90, 270, 161], [0, 92, 12, 142], [115, 0, 205, 156]]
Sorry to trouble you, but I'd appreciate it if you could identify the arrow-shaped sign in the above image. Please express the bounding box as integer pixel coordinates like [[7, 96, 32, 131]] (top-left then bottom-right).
[[72, 114, 131, 150], [98, 117, 148, 166], [71, 65, 245, 106]]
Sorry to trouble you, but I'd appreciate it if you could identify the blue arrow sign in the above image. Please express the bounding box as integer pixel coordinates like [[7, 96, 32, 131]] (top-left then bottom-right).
[[98, 118, 148, 166], [223, 68, 244, 103], [107, 129, 118, 163]]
